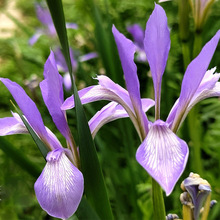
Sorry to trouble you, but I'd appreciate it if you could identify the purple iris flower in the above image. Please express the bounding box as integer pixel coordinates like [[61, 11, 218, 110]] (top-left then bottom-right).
[[0, 51, 84, 219], [127, 24, 147, 62], [61, 4, 220, 195], [29, 3, 77, 45]]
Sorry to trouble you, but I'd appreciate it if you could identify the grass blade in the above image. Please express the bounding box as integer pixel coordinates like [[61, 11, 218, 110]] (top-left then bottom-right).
[[46, 1, 113, 219]]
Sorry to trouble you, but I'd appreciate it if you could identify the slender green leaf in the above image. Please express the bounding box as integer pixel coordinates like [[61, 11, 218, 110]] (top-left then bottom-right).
[[46, 1, 113, 219], [86, 0, 124, 86], [76, 197, 101, 220], [0, 137, 41, 178]]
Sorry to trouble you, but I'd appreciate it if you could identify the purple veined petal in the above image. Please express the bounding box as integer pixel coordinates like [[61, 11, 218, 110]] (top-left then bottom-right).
[[66, 22, 78, 29], [127, 24, 145, 49], [78, 52, 99, 62], [40, 51, 71, 142], [34, 148, 84, 219], [144, 3, 170, 113], [90, 98, 154, 137], [29, 30, 43, 46], [136, 120, 189, 196], [172, 30, 220, 129], [0, 78, 50, 144]]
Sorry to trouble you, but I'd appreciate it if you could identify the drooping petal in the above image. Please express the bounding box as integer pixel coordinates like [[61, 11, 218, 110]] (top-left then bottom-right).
[[136, 120, 189, 195], [0, 116, 27, 136], [112, 26, 149, 133], [34, 148, 84, 219], [144, 3, 170, 108], [0, 78, 49, 143], [172, 30, 220, 128], [40, 51, 71, 142], [89, 98, 154, 137]]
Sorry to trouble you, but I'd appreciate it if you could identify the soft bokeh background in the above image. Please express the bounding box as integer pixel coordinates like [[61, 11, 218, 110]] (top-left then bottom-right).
[[0, 0, 220, 219]]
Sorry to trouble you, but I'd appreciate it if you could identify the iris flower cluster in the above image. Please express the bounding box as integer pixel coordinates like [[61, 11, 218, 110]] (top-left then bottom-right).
[[0, 3, 219, 219]]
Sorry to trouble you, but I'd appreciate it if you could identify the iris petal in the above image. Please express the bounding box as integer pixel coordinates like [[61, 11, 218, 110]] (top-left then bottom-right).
[[34, 149, 84, 219], [172, 30, 220, 128], [112, 25, 148, 134], [144, 3, 170, 107], [89, 98, 154, 137], [40, 51, 72, 142], [167, 68, 220, 129], [136, 120, 189, 195], [0, 78, 50, 143]]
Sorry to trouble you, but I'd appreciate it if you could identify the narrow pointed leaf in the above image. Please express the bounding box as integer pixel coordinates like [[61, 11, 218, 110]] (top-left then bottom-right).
[[46, 1, 113, 219]]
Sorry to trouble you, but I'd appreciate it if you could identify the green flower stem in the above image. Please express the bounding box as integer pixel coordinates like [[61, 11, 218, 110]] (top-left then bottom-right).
[[152, 178, 166, 220], [183, 204, 193, 220], [188, 30, 203, 175], [182, 42, 191, 70], [187, 107, 203, 175], [193, 30, 203, 58]]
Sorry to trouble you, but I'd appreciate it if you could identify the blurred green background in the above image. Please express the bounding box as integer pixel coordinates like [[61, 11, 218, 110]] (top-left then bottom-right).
[[0, 0, 220, 219]]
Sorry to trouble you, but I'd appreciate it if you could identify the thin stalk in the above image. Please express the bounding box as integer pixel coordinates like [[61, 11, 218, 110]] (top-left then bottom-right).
[[188, 30, 203, 175], [182, 42, 191, 70], [187, 107, 203, 175], [152, 178, 166, 220], [183, 204, 194, 220], [193, 30, 202, 58]]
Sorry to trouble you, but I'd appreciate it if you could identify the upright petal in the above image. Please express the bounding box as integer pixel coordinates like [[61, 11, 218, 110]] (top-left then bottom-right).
[[40, 51, 71, 141], [136, 120, 189, 195], [144, 4, 170, 108], [0, 78, 49, 142], [171, 31, 220, 128], [34, 148, 84, 219], [112, 25, 148, 134]]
